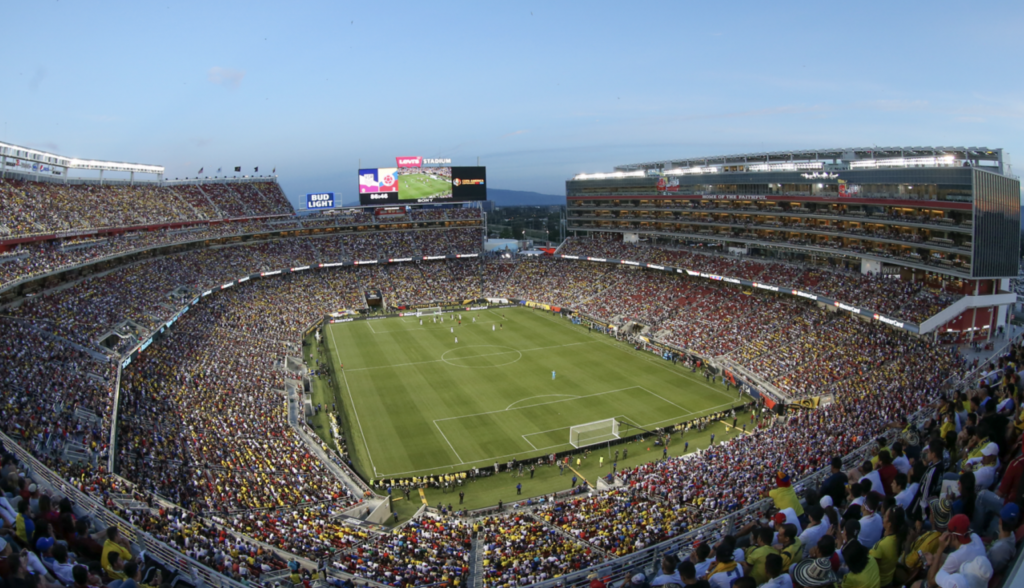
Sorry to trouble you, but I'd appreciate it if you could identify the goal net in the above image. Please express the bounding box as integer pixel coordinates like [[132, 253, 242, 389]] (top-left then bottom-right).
[[569, 418, 620, 448], [417, 307, 443, 317]]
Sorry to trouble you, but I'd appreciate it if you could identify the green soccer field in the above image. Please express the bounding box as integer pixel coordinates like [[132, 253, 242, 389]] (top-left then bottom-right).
[[398, 173, 452, 200], [318, 307, 744, 482]]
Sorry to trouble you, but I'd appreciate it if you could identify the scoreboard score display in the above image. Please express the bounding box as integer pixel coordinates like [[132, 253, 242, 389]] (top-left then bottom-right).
[[306, 192, 335, 210], [358, 159, 486, 205]]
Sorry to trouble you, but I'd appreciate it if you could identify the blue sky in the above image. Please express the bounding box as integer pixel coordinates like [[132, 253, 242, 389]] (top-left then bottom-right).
[[2, 1, 1022, 208]]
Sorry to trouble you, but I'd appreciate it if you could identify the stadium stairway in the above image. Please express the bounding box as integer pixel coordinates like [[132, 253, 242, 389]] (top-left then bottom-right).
[[470, 536, 484, 588], [60, 440, 92, 465], [194, 184, 227, 218]]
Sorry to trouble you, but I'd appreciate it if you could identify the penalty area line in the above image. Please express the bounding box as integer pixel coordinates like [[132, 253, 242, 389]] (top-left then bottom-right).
[[434, 421, 465, 464]]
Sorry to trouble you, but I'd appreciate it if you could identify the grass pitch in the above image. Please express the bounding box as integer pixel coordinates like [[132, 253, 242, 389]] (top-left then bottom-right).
[[398, 173, 451, 201], [315, 308, 744, 482]]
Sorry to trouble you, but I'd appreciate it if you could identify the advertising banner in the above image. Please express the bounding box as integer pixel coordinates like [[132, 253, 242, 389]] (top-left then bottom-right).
[[396, 156, 422, 168], [306, 192, 335, 209]]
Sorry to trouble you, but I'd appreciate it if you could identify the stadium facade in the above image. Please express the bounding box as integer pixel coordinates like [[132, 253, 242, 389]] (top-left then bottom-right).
[[565, 147, 1020, 335]]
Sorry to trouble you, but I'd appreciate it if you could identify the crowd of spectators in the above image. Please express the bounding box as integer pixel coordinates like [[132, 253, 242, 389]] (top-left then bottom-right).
[[0, 179, 292, 238], [333, 515, 471, 586], [3, 226, 1022, 588], [560, 236, 960, 324], [0, 179, 484, 289], [539, 490, 682, 557], [478, 512, 604, 586]]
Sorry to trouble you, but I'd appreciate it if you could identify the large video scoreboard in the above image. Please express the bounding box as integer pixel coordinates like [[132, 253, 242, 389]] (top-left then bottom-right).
[[359, 156, 486, 205]]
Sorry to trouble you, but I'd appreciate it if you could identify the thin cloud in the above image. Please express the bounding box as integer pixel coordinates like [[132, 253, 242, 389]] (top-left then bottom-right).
[[207, 67, 246, 89], [29, 66, 46, 92], [860, 99, 929, 112]]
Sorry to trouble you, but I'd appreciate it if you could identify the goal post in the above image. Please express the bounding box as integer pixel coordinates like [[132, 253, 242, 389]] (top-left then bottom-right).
[[417, 307, 443, 317], [569, 418, 620, 448]]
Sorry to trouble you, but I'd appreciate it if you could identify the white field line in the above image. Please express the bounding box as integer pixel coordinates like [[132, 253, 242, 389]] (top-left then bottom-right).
[[522, 414, 628, 439], [435, 422, 465, 463], [434, 386, 643, 422], [505, 394, 581, 411], [638, 385, 694, 416]]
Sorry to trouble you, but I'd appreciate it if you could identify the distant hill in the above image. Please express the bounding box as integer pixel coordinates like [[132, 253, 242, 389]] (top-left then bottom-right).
[[487, 189, 563, 207]]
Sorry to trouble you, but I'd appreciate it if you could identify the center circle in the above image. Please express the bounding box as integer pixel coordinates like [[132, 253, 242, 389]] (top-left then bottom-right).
[[441, 345, 523, 368]]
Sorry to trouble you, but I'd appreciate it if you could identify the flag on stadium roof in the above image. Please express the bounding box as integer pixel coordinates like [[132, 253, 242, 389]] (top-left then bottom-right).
[[197, 167, 203, 174], [234, 166, 241, 172]]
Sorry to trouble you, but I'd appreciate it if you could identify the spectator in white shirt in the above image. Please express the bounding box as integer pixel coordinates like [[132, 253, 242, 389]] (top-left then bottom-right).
[[857, 493, 884, 548], [890, 441, 912, 475], [797, 505, 829, 559], [893, 472, 919, 511], [858, 460, 885, 497], [940, 515, 986, 574], [761, 554, 793, 588], [651, 554, 682, 587], [930, 555, 992, 588], [690, 543, 712, 579], [964, 443, 999, 490]]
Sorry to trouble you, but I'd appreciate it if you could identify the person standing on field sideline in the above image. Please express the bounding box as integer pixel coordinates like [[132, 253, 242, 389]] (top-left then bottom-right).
[[552, 370, 556, 380]]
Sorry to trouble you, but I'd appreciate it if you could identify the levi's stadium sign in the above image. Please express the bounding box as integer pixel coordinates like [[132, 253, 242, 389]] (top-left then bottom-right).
[[396, 156, 452, 168]]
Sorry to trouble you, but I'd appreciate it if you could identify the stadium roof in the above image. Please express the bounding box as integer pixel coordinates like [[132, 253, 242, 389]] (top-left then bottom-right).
[[614, 146, 1004, 172], [0, 140, 164, 175]]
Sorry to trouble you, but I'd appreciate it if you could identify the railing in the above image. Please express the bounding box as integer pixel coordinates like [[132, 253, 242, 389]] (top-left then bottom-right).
[[0, 429, 252, 588], [294, 419, 378, 498], [0, 222, 484, 295], [108, 361, 122, 473]]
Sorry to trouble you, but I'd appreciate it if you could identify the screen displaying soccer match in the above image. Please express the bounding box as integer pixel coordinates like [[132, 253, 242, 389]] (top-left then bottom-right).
[[358, 164, 487, 205]]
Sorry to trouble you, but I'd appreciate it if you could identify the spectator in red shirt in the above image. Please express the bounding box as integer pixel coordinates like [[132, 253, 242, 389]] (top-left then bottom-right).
[[997, 455, 1024, 504], [876, 450, 898, 497]]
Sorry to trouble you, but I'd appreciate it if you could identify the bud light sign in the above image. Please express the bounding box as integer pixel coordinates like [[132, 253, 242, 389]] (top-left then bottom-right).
[[306, 192, 335, 209]]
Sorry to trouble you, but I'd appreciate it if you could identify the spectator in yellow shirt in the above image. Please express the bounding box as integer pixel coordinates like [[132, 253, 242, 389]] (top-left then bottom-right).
[[769, 473, 804, 517], [101, 527, 133, 580]]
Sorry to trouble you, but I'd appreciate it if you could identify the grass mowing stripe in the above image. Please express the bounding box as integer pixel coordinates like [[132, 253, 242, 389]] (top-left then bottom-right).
[[533, 309, 740, 402], [345, 340, 597, 372], [328, 324, 378, 477]]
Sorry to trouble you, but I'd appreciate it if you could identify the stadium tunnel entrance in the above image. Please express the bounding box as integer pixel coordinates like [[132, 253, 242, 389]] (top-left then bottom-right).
[[364, 288, 383, 308]]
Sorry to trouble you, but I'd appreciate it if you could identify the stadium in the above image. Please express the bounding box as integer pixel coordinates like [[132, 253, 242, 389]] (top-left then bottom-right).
[[1, 140, 1023, 588]]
